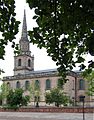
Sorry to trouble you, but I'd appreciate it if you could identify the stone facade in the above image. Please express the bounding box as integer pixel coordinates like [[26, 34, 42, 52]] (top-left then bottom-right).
[[2, 10, 93, 106]]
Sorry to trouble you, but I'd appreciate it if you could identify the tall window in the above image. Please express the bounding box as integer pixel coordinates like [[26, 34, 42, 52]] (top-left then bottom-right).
[[79, 79, 85, 90], [7, 82, 10, 88], [18, 59, 21, 66], [25, 81, 30, 90], [16, 81, 20, 88], [28, 59, 31, 67], [46, 79, 51, 90], [35, 80, 40, 90]]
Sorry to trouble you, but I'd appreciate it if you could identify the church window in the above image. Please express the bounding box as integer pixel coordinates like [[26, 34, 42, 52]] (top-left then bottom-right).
[[79, 79, 85, 90], [46, 79, 51, 90], [35, 80, 40, 90], [28, 59, 31, 67], [18, 59, 21, 66], [16, 81, 20, 88], [25, 81, 30, 90], [7, 82, 10, 88]]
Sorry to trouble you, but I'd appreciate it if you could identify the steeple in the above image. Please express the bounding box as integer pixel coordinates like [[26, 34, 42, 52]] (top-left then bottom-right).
[[19, 9, 30, 54], [14, 9, 34, 75], [21, 9, 28, 40]]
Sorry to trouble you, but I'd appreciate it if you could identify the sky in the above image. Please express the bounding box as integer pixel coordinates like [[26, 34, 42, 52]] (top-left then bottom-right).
[[0, 0, 57, 79]]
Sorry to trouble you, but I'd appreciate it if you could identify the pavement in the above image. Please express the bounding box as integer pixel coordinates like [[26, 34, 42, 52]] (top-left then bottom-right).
[[0, 112, 93, 120]]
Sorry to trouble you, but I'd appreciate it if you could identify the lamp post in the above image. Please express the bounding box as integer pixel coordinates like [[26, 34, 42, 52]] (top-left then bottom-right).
[[82, 96, 85, 120], [74, 76, 77, 106], [34, 96, 39, 108]]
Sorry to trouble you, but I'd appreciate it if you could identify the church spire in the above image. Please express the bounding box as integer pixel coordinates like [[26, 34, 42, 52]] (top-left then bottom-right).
[[19, 9, 30, 54], [21, 9, 28, 40]]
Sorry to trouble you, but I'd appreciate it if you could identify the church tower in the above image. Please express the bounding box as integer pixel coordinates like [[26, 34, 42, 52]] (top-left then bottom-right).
[[14, 10, 34, 75]]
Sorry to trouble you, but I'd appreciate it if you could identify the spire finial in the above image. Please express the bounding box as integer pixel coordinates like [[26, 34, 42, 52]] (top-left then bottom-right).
[[21, 9, 28, 40]]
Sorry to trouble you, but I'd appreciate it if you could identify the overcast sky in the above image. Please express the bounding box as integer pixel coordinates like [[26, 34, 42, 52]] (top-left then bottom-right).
[[0, 0, 57, 78]]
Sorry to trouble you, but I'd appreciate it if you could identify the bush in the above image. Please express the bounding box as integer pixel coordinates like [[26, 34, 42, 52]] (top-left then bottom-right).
[[3, 104, 19, 110]]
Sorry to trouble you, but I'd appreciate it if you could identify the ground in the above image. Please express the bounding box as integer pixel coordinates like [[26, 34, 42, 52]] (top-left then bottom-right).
[[0, 112, 93, 120]]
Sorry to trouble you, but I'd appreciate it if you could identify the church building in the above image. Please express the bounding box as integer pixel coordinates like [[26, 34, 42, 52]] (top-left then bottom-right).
[[2, 10, 92, 106]]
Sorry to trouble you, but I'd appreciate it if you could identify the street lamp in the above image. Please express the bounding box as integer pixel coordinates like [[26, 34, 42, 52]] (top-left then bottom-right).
[[81, 96, 85, 120]]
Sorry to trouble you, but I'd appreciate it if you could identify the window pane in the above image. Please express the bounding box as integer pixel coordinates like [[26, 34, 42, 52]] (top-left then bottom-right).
[[35, 80, 40, 90], [79, 79, 85, 90], [7, 82, 10, 89], [46, 79, 51, 90], [18, 59, 21, 66], [28, 59, 31, 67], [25, 81, 30, 90], [16, 81, 20, 88]]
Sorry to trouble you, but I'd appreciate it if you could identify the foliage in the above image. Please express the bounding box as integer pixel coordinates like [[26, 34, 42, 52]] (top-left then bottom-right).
[[45, 87, 71, 107], [2, 104, 19, 110], [26, 0, 94, 80], [0, 69, 5, 75], [0, 83, 10, 100], [82, 70, 94, 96], [28, 81, 35, 100], [28, 81, 40, 100], [0, 94, 2, 105], [57, 78, 64, 88], [28, 81, 40, 107], [1, 0, 94, 83], [7, 88, 30, 107], [0, 0, 20, 59]]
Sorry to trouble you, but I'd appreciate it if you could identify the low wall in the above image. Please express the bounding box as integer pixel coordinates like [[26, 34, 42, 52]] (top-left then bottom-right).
[[0, 107, 93, 113]]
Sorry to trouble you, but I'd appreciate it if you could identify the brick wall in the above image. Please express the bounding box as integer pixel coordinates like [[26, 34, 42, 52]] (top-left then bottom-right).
[[0, 107, 93, 113]]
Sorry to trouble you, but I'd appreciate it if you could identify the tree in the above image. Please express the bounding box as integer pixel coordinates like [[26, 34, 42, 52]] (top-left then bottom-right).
[[45, 87, 71, 107], [82, 70, 94, 96], [28, 81, 41, 107], [0, 83, 10, 104], [1, 1, 94, 81], [0, 0, 20, 60], [57, 78, 64, 88], [7, 88, 30, 107], [0, 69, 4, 75], [26, 0, 94, 79]]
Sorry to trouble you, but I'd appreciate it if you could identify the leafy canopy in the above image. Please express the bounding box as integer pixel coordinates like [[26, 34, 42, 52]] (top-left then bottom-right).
[[26, 0, 94, 78], [0, 83, 10, 99], [1, 0, 94, 79], [0, 0, 20, 59], [7, 88, 30, 107], [45, 87, 71, 107], [82, 70, 94, 96]]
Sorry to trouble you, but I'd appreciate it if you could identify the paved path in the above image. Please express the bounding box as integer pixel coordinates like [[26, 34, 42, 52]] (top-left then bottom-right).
[[0, 112, 93, 120]]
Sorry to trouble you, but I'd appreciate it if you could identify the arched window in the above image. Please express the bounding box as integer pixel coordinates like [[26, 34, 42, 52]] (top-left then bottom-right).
[[79, 79, 85, 90], [35, 80, 40, 90], [7, 82, 10, 88], [46, 79, 51, 90], [18, 59, 21, 66], [16, 81, 20, 88], [28, 59, 31, 67], [25, 81, 30, 90]]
